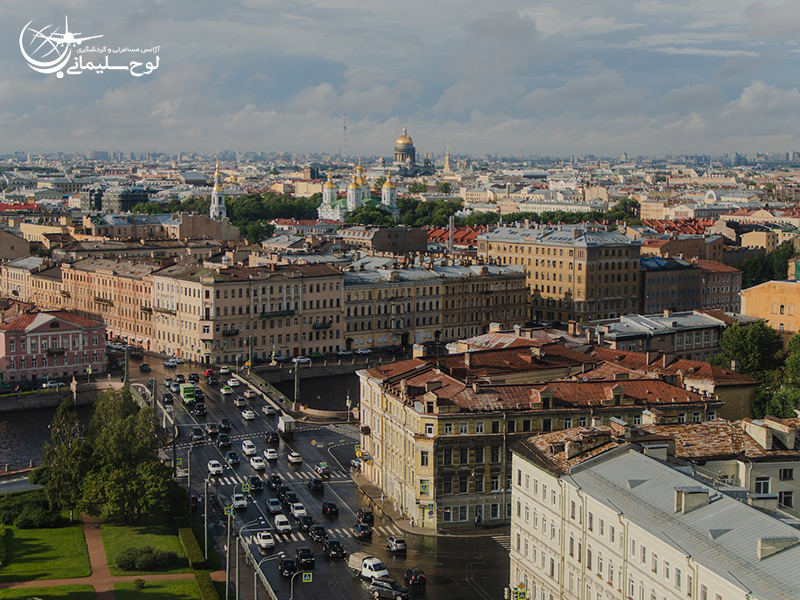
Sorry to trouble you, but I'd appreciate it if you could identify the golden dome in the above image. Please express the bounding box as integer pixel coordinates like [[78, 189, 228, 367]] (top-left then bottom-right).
[[324, 171, 337, 189], [347, 175, 359, 190], [395, 125, 413, 146], [382, 174, 396, 189]]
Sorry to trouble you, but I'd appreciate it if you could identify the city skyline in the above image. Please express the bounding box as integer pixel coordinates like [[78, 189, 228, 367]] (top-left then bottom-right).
[[2, 0, 799, 156]]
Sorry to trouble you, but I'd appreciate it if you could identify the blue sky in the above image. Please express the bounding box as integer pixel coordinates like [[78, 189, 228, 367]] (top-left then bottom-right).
[[2, 0, 800, 156]]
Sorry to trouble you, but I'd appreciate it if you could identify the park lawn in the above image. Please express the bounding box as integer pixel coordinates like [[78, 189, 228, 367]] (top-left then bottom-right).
[[0, 525, 90, 582], [115, 578, 201, 599], [0, 584, 96, 599], [101, 518, 190, 576]]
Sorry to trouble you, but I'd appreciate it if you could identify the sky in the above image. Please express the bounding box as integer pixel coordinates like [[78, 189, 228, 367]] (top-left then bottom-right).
[[2, 0, 800, 157]]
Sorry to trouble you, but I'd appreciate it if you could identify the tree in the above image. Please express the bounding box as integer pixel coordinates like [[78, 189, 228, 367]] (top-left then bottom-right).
[[437, 181, 452, 194], [740, 241, 798, 288], [345, 205, 396, 226], [712, 321, 784, 380], [241, 221, 274, 245], [372, 177, 386, 192], [407, 182, 427, 194], [132, 202, 164, 215]]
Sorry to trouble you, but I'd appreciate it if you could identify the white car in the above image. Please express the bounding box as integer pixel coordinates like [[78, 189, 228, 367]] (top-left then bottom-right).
[[242, 440, 257, 456], [163, 359, 177, 368], [290, 503, 307, 519], [227, 378, 240, 387], [263, 448, 278, 461], [337, 349, 353, 356], [233, 396, 246, 407], [250, 456, 266, 470], [267, 497, 282, 513], [221, 386, 233, 396], [287, 452, 302, 464], [255, 530, 275, 550], [219, 366, 231, 375], [173, 356, 185, 364], [274, 514, 292, 533], [231, 494, 247, 509], [292, 356, 311, 364], [207, 460, 223, 475], [242, 409, 256, 420], [356, 348, 372, 355], [244, 389, 257, 399]]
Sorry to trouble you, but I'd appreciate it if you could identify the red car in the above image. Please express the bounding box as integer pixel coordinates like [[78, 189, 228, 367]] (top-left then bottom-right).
[[203, 368, 214, 377]]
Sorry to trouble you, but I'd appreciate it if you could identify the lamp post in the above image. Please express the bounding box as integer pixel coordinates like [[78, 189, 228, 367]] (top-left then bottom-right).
[[187, 444, 192, 519], [253, 552, 285, 600], [225, 483, 244, 600], [236, 517, 265, 600], [289, 569, 309, 600]]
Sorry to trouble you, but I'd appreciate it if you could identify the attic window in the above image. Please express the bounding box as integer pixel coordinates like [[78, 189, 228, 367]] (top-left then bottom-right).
[[49, 322, 60, 328]]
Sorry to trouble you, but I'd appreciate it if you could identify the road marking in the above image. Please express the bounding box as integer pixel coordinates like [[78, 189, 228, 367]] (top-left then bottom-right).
[[492, 535, 511, 551]]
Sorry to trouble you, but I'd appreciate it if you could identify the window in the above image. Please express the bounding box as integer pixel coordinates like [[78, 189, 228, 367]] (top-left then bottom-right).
[[588, 512, 593, 531], [444, 422, 453, 435], [475, 447, 484, 464], [490, 475, 499, 491], [779, 491, 794, 508], [491, 421, 500, 433], [599, 519, 604, 536], [640, 545, 646, 564], [443, 478, 452, 494], [420, 451, 429, 467], [675, 567, 682, 588], [755, 477, 770, 494], [651, 553, 658, 574], [664, 560, 670, 579], [630, 539, 636, 556], [460, 422, 468, 434], [475, 421, 484, 434], [425, 424, 434, 437], [443, 449, 452, 465], [780, 468, 794, 481], [700, 585, 708, 600]]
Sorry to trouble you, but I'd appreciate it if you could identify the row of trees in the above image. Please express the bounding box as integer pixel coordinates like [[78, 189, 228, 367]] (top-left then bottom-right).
[[31, 388, 174, 524], [739, 240, 798, 288]]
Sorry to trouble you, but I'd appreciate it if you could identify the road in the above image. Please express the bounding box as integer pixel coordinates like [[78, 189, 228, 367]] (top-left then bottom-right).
[[131, 359, 509, 600]]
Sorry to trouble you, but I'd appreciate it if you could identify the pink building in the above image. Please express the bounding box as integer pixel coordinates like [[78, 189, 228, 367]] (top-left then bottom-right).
[[0, 310, 106, 383]]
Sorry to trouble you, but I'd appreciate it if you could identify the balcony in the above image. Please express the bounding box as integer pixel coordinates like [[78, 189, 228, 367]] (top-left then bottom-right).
[[260, 309, 295, 318], [153, 307, 176, 315], [222, 329, 239, 337], [140, 306, 152, 313], [47, 347, 66, 355], [94, 296, 114, 306], [59, 290, 70, 298], [312, 320, 332, 330]]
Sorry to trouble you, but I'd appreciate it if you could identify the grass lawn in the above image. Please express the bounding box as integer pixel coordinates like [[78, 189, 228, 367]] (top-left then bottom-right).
[[115, 578, 201, 599], [0, 585, 96, 599], [0, 525, 90, 582], [101, 517, 190, 576]]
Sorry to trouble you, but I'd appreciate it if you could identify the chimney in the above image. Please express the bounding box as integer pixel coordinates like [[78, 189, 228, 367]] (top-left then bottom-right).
[[730, 358, 739, 372], [757, 537, 799, 560], [646, 350, 660, 365], [425, 381, 443, 393], [464, 350, 472, 368], [663, 308, 672, 317], [662, 353, 675, 368], [674, 486, 709, 514]]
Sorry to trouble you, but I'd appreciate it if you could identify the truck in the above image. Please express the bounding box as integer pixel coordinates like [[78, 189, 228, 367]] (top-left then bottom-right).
[[278, 415, 296, 438], [347, 552, 389, 580], [179, 383, 195, 405]]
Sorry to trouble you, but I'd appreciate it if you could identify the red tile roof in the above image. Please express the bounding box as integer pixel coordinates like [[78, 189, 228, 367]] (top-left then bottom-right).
[[0, 310, 104, 331], [693, 259, 742, 274]]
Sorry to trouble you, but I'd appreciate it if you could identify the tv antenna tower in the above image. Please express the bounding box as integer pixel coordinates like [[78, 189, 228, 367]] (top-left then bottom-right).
[[341, 115, 347, 159]]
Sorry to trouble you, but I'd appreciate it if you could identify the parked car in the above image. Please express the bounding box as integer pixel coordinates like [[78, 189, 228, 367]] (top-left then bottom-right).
[[292, 356, 311, 364], [287, 452, 302, 464], [323, 539, 346, 559], [263, 448, 278, 461], [163, 359, 177, 368], [274, 515, 292, 533], [266, 497, 282, 513], [139, 363, 151, 372], [321, 501, 339, 516], [295, 547, 315, 568], [357, 508, 374, 524], [386, 536, 407, 552], [172, 356, 185, 364], [217, 433, 231, 448], [255, 531, 275, 551], [219, 417, 231, 431], [309, 525, 328, 543], [248, 475, 264, 492], [224, 451, 240, 465], [337, 349, 353, 356], [241, 440, 257, 456], [353, 523, 372, 540], [368, 578, 410, 600], [356, 348, 372, 355], [278, 557, 297, 577], [219, 366, 231, 375], [231, 494, 247, 509], [404, 567, 427, 586], [207, 460, 223, 475], [250, 456, 266, 470]]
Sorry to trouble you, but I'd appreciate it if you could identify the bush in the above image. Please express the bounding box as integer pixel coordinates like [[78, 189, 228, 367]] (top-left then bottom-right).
[[195, 571, 221, 600], [178, 527, 206, 570], [0, 525, 7, 568], [0, 489, 49, 525], [116, 546, 179, 571], [13, 504, 62, 529], [133, 578, 146, 590]]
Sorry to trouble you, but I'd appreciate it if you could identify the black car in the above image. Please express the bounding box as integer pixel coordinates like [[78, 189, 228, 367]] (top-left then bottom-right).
[[404, 567, 427, 586], [205, 422, 219, 436], [224, 451, 240, 465], [268, 474, 283, 489], [369, 578, 411, 600], [276, 485, 291, 502], [309, 525, 328, 543], [284, 491, 299, 506], [356, 508, 374, 524], [219, 417, 232, 431], [190, 427, 204, 444], [294, 547, 315, 568], [248, 475, 264, 492], [308, 478, 324, 492], [139, 363, 151, 372], [321, 501, 339, 516], [265, 432, 279, 445], [194, 403, 206, 417], [194, 388, 205, 401], [174, 374, 186, 383], [188, 372, 199, 383], [278, 557, 297, 577], [323, 539, 346, 559], [299, 515, 315, 532], [217, 433, 231, 448], [162, 393, 174, 404], [206, 376, 219, 386], [353, 523, 372, 540]]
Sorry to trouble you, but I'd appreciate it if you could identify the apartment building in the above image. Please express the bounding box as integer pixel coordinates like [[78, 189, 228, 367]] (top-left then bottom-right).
[[510, 428, 800, 600], [343, 259, 528, 350], [339, 226, 428, 254], [0, 229, 28, 263], [639, 256, 703, 313], [1, 257, 52, 301], [740, 280, 800, 334], [478, 224, 641, 322], [82, 212, 239, 242], [695, 260, 742, 312], [150, 263, 343, 364]]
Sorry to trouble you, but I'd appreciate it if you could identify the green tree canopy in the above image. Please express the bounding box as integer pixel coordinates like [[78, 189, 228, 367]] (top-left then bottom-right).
[[345, 206, 396, 227], [436, 181, 452, 194], [740, 240, 798, 288], [712, 321, 784, 380]]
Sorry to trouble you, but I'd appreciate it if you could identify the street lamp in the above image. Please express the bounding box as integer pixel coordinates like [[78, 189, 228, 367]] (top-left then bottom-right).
[[253, 552, 285, 600], [289, 569, 311, 600], [236, 516, 265, 600]]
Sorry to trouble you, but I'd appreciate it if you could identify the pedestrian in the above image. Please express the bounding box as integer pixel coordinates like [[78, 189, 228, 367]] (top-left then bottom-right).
[[380, 493, 385, 504], [410, 517, 414, 527]]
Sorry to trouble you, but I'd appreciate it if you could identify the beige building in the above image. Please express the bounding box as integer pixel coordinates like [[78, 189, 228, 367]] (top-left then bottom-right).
[[151, 263, 344, 364], [82, 212, 239, 242], [0, 229, 29, 263], [741, 229, 779, 252], [740, 280, 800, 333]]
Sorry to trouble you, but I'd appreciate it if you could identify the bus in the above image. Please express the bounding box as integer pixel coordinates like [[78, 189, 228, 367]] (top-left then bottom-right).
[[180, 383, 195, 405]]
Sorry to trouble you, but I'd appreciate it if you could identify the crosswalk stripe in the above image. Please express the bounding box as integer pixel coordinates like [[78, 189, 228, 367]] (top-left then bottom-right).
[[492, 535, 511, 550]]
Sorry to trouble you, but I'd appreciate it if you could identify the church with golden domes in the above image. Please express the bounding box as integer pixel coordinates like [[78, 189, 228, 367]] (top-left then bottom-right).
[[392, 125, 434, 176], [317, 162, 399, 221]]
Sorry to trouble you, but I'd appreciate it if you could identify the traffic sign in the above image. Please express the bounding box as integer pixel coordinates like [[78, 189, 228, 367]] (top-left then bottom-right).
[[427, 503, 434, 510], [356, 450, 362, 458], [302, 572, 313, 583], [242, 483, 251, 492], [420, 483, 429, 493], [518, 592, 527, 600], [245, 361, 251, 367], [176, 458, 183, 466], [311, 440, 317, 446], [224, 506, 232, 515]]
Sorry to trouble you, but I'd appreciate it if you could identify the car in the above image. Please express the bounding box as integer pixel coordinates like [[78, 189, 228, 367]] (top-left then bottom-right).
[[162, 392, 174, 404], [218, 417, 232, 431], [287, 452, 302, 464], [231, 494, 247, 509], [263, 405, 277, 416], [357, 508, 374, 524], [308, 478, 324, 492], [194, 403, 206, 417], [274, 515, 292, 533], [299, 515, 315, 532], [265, 432, 279, 445], [224, 450, 240, 465], [206, 376, 219, 386], [404, 567, 427, 586], [172, 356, 185, 364], [217, 433, 231, 448], [337, 349, 353, 356], [255, 530, 275, 550], [294, 547, 315, 568], [263, 448, 278, 461], [315, 462, 331, 477], [207, 460, 223, 475], [266, 497, 282, 513], [310, 352, 324, 359], [290, 503, 307, 519], [227, 378, 240, 387], [169, 382, 180, 393], [139, 363, 151, 372], [163, 378, 174, 388], [368, 578, 411, 600], [233, 397, 246, 408], [194, 388, 205, 401], [278, 557, 297, 577], [190, 427, 204, 444], [244, 389, 257, 399], [292, 356, 311, 364], [356, 348, 372, 355], [174, 374, 186, 383], [386, 536, 407, 552], [323, 539, 347, 559], [268, 474, 283, 489], [353, 523, 372, 540], [248, 475, 264, 492], [203, 368, 214, 378], [219, 366, 231, 375], [221, 386, 233, 396], [205, 422, 219, 436], [163, 359, 177, 368], [283, 491, 299, 507], [43, 380, 64, 389], [242, 409, 256, 420], [188, 372, 199, 383], [309, 525, 328, 543], [250, 456, 266, 470], [321, 502, 339, 516], [241, 440, 257, 456], [276, 486, 291, 503]]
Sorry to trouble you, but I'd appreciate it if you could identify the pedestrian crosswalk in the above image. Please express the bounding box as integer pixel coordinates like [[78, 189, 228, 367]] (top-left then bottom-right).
[[492, 534, 512, 551], [251, 524, 403, 543], [216, 470, 349, 487]]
